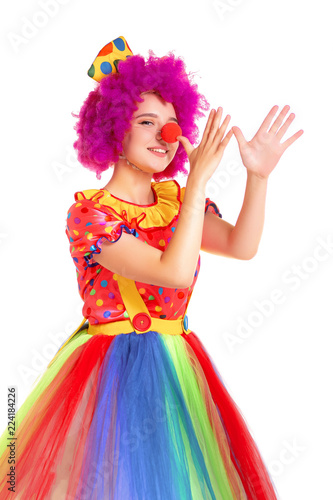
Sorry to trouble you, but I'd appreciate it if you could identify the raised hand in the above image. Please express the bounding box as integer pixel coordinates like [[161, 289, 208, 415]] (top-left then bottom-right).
[[232, 105, 304, 179], [177, 107, 233, 185]]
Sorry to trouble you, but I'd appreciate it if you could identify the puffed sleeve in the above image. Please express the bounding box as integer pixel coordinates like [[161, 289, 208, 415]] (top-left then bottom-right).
[[205, 197, 222, 218], [180, 186, 222, 219], [65, 198, 136, 272]]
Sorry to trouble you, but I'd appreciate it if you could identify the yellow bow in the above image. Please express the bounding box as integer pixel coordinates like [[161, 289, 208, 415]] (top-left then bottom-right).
[[87, 36, 133, 83]]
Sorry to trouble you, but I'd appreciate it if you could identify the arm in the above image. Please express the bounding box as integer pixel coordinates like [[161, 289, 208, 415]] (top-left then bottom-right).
[[201, 172, 268, 259], [93, 176, 207, 288], [93, 108, 234, 288], [201, 105, 303, 259]]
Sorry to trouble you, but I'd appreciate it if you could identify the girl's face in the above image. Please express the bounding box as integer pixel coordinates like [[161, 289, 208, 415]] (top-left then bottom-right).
[[121, 92, 179, 174]]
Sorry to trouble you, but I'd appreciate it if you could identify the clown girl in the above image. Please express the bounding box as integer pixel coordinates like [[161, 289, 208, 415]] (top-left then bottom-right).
[[0, 36, 303, 499]]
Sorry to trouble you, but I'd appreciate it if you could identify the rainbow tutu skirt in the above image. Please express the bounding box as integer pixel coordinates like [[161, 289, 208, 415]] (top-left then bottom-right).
[[0, 326, 278, 499]]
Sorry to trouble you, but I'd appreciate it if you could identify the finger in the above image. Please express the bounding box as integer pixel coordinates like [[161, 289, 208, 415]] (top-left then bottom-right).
[[201, 109, 217, 148], [281, 129, 304, 150], [217, 127, 234, 151], [204, 107, 224, 147], [232, 126, 247, 148], [177, 135, 194, 157], [257, 105, 279, 133], [212, 114, 231, 146], [268, 105, 290, 134], [275, 113, 295, 140]]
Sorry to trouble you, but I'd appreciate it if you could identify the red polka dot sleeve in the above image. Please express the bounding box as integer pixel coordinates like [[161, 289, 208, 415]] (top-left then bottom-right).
[[205, 197, 222, 218], [65, 199, 136, 272]]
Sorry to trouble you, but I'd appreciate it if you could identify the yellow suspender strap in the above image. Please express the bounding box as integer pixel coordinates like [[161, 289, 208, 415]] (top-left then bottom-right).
[[46, 276, 192, 370], [96, 275, 187, 335], [116, 275, 151, 319]]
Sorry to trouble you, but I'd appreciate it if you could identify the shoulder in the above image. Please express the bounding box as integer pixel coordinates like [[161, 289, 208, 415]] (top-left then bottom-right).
[[67, 180, 184, 231], [66, 189, 124, 242], [73, 188, 110, 205], [67, 189, 122, 219], [67, 189, 107, 211], [75, 189, 103, 201]]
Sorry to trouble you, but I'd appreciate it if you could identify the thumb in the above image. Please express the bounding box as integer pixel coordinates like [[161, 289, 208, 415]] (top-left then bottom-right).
[[177, 135, 194, 158], [232, 126, 247, 148]]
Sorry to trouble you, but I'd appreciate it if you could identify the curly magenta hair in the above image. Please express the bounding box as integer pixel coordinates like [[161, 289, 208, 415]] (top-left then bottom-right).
[[72, 51, 210, 181]]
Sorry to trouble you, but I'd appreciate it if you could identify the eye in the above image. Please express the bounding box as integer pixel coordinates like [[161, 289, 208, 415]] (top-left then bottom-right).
[[140, 120, 154, 125]]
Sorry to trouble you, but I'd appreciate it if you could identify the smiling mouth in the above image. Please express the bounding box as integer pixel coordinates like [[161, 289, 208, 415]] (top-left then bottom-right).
[[147, 148, 168, 154]]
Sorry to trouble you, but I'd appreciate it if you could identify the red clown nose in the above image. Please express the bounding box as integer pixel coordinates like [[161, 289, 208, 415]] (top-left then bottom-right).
[[161, 123, 182, 143]]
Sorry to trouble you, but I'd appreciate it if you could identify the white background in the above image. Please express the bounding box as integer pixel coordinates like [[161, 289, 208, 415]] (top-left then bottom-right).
[[1, 0, 332, 498]]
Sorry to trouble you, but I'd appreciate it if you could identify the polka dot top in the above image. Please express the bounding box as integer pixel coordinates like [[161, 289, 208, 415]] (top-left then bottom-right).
[[66, 179, 222, 325]]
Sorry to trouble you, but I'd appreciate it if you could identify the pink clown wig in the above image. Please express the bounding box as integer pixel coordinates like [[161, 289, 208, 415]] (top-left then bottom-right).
[[72, 51, 210, 181]]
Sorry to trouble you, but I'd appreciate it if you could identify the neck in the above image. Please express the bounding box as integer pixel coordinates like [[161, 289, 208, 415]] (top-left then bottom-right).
[[103, 160, 155, 205]]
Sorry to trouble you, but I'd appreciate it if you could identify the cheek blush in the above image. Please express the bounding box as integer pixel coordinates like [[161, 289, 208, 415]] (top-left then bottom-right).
[[161, 123, 182, 143]]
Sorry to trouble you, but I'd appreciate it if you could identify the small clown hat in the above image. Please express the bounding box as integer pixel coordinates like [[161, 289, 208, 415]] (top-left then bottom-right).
[[87, 36, 133, 82]]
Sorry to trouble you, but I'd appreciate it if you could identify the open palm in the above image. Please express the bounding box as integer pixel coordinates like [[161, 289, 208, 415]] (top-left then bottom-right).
[[232, 105, 304, 179]]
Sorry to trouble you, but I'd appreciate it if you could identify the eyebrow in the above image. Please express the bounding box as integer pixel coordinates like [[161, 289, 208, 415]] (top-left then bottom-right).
[[135, 113, 179, 124]]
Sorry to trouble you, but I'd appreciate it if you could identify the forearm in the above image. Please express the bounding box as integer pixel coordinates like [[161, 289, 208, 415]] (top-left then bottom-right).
[[228, 171, 268, 259], [160, 175, 206, 286]]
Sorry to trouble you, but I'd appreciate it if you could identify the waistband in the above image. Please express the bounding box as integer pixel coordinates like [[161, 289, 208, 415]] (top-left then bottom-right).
[[88, 314, 191, 336], [46, 315, 191, 371]]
